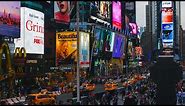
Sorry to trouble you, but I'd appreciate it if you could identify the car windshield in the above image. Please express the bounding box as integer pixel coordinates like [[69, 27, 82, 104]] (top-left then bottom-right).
[[26, 96, 36, 100]]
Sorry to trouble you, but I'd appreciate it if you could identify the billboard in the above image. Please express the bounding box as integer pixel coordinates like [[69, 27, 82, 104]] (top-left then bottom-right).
[[79, 32, 90, 67], [93, 28, 101, 55], [162, 23, 173, 30], [129, 23, 138, 35], [112, 1, 122, 30], [22, 7, 44, 54], [104, 31, 115, 52], [162, 1, 172, 8], [112, 34, 125, 58], [161, 8, 173, 23], [0, 1, 20, 38], [56, 31, 77, 66], [54, 1, 71, 23], [90, 1, 110, 23], [162, 30, 173, 43], [125, 1, 136, 23]]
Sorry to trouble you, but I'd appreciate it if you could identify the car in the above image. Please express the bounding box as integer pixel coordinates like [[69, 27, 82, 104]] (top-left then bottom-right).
[[81, 82, 96, 91], [25, 93, 56, 105], [104, 80, 118, 91]]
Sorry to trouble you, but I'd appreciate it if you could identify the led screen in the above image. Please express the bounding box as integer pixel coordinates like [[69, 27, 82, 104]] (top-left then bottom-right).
[[104, 31, 115, 52], [56, 31, 77, 66], [129, 23, 138, 35], [14, 7, 44, 54], [54, 1, 71, 23], [112, 34, 125, 58], [161, 8, 173, 23], [93, 28, 101, 55], [112, 1, 122, 30], [90, 1, 110, 23], [79, 32, 90, 68], [125, 1, 136, 23], [0, 1, 20, 37]]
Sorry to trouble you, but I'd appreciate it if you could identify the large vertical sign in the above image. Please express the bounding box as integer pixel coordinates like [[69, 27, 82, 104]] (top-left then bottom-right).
[[0, 1, 20, 38], [104, 31, 115, 52], [56, 31, 77, 66], [112, 34, 125, 58], [79, 32, 90, 68], [112, 1, 122, 30], [161, 1, 173, 48], [93, 28, 101, 55], [20, 7, 44, 54]]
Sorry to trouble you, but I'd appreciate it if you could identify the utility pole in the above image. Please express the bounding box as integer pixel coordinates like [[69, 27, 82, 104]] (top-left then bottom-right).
[[76, 1, 80, 104]]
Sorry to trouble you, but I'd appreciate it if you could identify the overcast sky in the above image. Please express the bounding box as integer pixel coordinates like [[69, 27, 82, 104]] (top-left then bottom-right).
[[136, 1, 185, 30]]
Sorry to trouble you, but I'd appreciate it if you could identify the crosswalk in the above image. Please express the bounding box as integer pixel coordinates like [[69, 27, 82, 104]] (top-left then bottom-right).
[[0, 91, 61, 105]]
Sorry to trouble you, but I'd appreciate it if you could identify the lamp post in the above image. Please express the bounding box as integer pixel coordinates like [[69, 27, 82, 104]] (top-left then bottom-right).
[[76, 1, 80, 103]]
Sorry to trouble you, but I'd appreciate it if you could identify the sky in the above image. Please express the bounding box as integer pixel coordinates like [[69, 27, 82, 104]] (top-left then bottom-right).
[[136, 1, 185, 29]]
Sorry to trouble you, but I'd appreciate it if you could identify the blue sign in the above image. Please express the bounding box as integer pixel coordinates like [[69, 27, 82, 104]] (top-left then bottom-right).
[[162, 23, 173, 30]]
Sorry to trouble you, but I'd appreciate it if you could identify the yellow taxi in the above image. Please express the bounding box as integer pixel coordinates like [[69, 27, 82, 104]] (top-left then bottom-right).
[[25, 93, 56, 105], [104, 80, 118, 91], [39, 89, 58, 99], [82, 82, 96, 91]]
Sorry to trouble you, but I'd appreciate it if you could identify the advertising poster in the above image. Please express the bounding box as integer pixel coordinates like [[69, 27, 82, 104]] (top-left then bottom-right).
[[162, 1, 172, 8], [112, 34, 125, 58], [112, 1, 122, 30], [79, 32, 90, 68], [54, 1, 71, 23], [129, 23, 138, 35], [125, 1, 136, 23], [0, 1, 20, 37], [161, 8, 173, 23], [162, 30, 173, 43], [93, 28, 101, 55], [104, 31, 115, 52], [90, 1, 110, 23], [99, 29, 104, 51], [16, 7, 44, 54], [56, 31, 77, 66]]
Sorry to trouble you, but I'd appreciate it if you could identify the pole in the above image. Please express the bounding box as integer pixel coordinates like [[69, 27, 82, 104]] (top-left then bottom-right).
[[76, 1, 80, 103]]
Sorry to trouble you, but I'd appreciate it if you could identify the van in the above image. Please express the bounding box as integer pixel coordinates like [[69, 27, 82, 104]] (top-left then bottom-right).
[[25, 93, 56, 105]]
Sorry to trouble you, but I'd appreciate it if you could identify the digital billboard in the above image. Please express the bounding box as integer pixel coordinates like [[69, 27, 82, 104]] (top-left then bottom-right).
[[15, 7, 44, 54], [0, 1, 20, 38], [90, 1, 110, 24], [161, 8, 173, 24], [99, 29, 105, 51], [93, 28, 101, 55], [56, 31, 77, 66], [129, 23, 138, 35], [125, 1, 136, 23], [162, 1, 172, 8], [112, 34, 125, 58], [104, 31, 115, 52], [79, 32, 90, 68], [112, 1, 122, 30], [54, 1, 71, 23], [162, 23, 173, 30], [162, 30, 173, 43]]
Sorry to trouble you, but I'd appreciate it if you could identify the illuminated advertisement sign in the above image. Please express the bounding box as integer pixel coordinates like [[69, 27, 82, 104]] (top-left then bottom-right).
[[90, 1, 110, 24], [79, 32, 90, 68], [56, 31, 77, 66], [162, 30, 173, 43], [125, 1, 136, 23], [161, 8, 173, 24], [0, 1, 20, 38], [129, 23, 138, 35], [112, 1, 122, 30], [99, 29, 105, 51], [104, 31, 115, 52], [162, 1, 172, 8], [162, 23, 173, 30], [15, 7, 44, 54], [93, 28, 101, 55], [54, 1, 71, 23], [112, 34, 125, 58]]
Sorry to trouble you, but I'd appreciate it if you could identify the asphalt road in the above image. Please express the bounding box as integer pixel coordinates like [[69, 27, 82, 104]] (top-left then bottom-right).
[[56, 83, 124, 104]]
